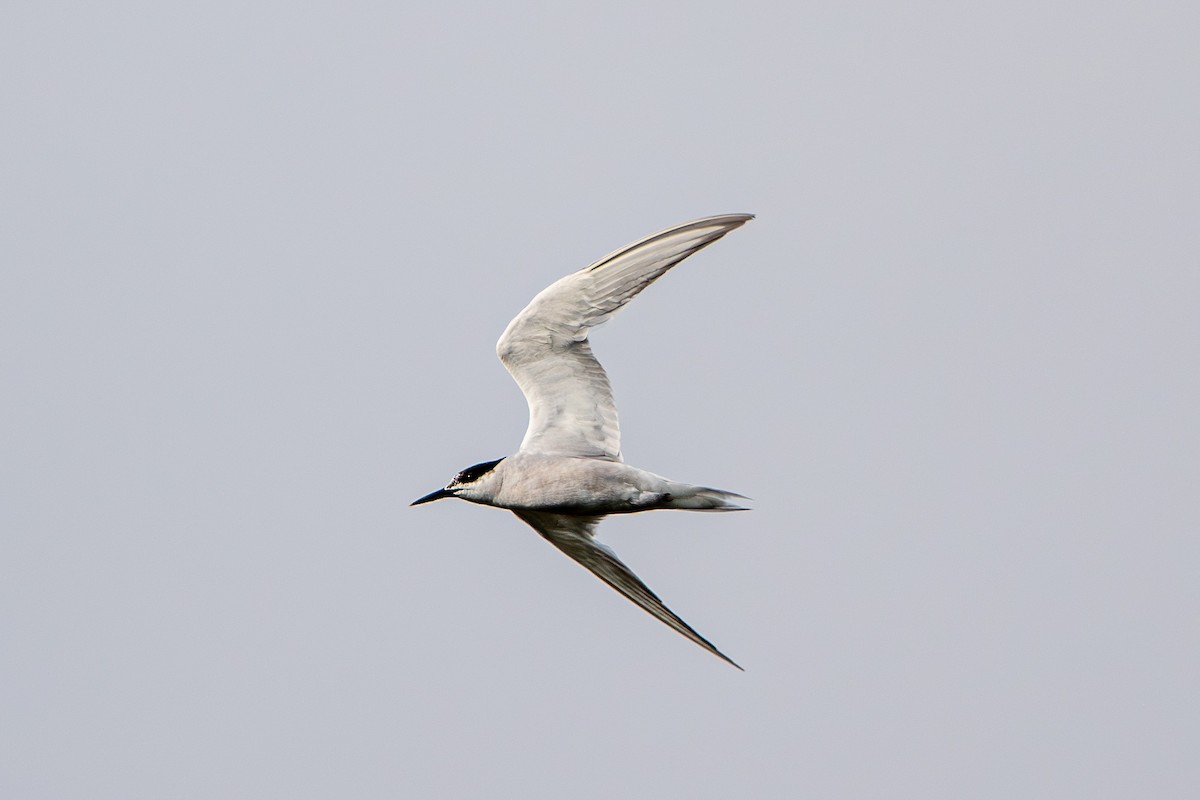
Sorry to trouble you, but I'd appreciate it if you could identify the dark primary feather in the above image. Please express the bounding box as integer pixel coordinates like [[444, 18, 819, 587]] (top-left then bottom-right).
[[513, 510, 742, 670]]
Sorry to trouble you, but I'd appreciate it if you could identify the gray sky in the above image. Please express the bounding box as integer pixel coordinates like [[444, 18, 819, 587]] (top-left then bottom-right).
[[3, 2, 1197, 797]]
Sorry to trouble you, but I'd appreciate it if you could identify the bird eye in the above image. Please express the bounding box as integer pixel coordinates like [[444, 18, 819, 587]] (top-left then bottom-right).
[[450, 458, 504, 487]]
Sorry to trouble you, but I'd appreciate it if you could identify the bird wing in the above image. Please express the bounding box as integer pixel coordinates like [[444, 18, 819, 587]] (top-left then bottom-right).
[[496, 214, 754, 461], [513, 510, 742, 669]]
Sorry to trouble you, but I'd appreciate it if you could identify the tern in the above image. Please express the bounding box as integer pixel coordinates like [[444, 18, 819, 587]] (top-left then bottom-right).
[[413, 214, 753, 669]]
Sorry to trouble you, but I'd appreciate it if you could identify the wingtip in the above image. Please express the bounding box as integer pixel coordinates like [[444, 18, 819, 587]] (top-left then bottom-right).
[[698, 212, 754, 228], [703, 640, 745, 671], [719, 651, 746, 671]]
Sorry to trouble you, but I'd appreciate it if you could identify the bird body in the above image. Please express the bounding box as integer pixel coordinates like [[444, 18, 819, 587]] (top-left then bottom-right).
[[452, 454, 748, 515], [413, 214, 754, 669]]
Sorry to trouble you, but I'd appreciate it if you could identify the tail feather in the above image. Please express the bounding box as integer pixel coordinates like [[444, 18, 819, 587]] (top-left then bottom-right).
[[664, 484, 751, 511]]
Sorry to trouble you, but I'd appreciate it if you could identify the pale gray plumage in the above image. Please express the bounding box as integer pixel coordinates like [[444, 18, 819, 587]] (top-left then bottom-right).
[[498, 214, 752, 461], [413, 214, 753, 669]]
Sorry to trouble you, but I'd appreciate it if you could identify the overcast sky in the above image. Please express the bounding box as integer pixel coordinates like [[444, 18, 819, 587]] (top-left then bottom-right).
[[3, 2, 1197, 798]]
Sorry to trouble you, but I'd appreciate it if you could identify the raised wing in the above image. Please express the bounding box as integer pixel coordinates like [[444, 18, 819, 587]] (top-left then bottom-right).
[[513, 510, 742, 670], [497, 214, 753, 460]]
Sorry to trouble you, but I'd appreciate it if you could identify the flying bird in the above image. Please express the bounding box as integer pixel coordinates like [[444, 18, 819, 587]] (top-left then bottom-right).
[[413, 214, 753, 669]]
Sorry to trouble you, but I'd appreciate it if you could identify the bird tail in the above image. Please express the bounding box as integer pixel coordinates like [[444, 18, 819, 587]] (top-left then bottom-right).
[[663, 484, 751, 511]]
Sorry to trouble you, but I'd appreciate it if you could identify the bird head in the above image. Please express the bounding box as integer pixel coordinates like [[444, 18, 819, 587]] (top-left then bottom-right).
[[411, 457, 505, 506]]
